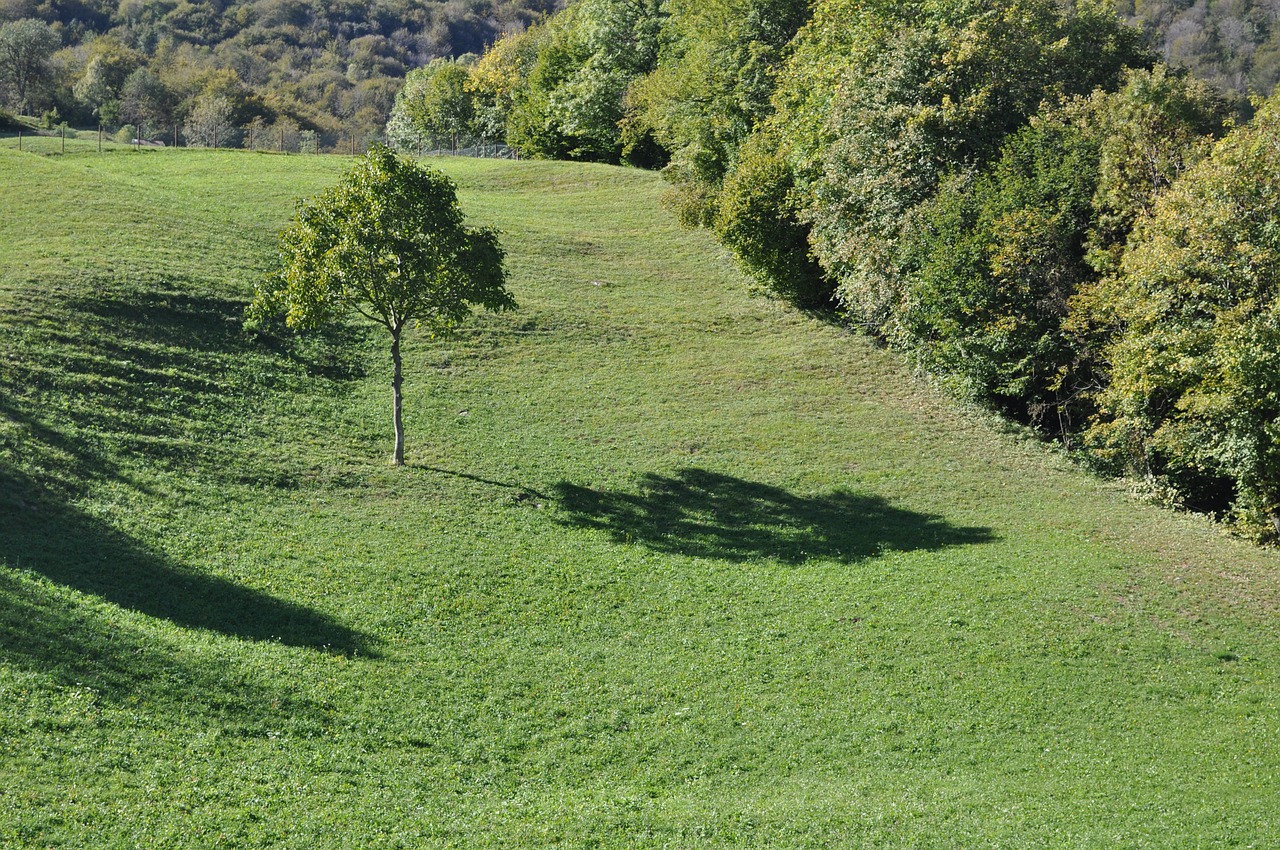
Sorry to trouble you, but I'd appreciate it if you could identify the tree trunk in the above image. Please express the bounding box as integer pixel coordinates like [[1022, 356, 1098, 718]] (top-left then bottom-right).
[[390, 329, 405, 466]]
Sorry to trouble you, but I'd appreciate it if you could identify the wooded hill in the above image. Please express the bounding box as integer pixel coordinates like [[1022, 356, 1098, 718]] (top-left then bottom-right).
[[0, 0, 562, 142], [5, 0, 1279, 147], [1121, 0, 1280, 94]]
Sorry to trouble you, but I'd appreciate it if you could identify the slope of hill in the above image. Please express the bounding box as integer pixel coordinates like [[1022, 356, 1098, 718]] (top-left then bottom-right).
[[1, 147, 1279, 847]]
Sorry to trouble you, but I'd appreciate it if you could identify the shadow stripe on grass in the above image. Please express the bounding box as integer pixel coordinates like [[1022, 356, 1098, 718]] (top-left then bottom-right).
[[0, 469, 377, 656]]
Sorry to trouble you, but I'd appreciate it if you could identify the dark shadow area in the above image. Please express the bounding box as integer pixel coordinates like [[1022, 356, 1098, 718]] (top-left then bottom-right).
[[0, 468, 377, 656], [67, 288, 369, 383], [0, 567, 334, 729], [0, 281, 367, 495], [555, 468, 996, 564]]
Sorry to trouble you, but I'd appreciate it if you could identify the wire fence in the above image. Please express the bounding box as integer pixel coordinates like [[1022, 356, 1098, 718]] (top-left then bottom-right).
[[0, 123, 519, 160]]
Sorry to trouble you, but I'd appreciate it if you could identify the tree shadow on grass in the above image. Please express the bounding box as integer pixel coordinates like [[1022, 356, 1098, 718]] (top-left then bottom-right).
[[0, 467, 377, 657], [416, 464, 550, 498], [0, 280, 377, 652], [554, 468, 995, 564], [0, 281, 367, 494], [67, 287, 369, 384], [0, 276, 377, 725], [0, 277, 378, 659], [0, 568, 333, 729]]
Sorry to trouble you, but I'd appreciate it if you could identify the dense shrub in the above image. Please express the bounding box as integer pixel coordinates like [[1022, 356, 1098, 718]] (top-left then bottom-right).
[[1086, 93, 1280, 537], [631, 0, 813, 224], [713, 130, 829, 309], [904, 66, 1231, 435], [904, 110, 1102, 432], [793, 0, 1147, 335]]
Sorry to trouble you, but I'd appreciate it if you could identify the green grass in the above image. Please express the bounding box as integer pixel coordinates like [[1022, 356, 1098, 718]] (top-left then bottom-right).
[[0, 127, 138, 154], [2, 146, 1279, 848]]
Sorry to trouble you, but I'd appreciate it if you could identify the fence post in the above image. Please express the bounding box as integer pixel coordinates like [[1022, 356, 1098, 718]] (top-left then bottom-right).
[[61, 126, 65, 154], [17, 130, 20, 152], [98, 125, 102, 153]]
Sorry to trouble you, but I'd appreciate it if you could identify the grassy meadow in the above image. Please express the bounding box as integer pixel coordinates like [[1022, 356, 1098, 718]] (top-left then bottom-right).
[[1, 146, 1278, 847]]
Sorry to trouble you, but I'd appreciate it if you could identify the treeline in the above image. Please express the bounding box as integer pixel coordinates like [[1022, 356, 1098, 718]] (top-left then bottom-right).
[[394, 0, 1280, 539], [384, 0, 669, 163], [0, 0, 560, 145]]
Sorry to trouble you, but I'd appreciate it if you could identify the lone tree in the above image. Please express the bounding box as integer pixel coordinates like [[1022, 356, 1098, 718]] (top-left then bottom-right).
[[250, 146, 513, 466]]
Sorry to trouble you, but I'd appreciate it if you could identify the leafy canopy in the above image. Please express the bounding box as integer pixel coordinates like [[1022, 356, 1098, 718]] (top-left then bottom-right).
[[1087, 93, 1280, 534], [253, 145, 513, 340], [386, 60, 477, 151], [0, 18, 59, 112]]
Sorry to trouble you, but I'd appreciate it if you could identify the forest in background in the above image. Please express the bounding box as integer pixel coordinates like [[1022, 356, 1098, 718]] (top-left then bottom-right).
[[1121, 0, 1280, 94], [3, 0, 1279, 147], [0, 0, 562, 145]]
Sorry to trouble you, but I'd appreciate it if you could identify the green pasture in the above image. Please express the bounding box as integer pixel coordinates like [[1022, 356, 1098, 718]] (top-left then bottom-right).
[[0, 147, 1277, 847], [0, 127, 136, 155]]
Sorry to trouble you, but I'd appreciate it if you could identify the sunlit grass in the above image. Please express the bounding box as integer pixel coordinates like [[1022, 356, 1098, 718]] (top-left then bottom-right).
[[1, 146, 1278, 847]]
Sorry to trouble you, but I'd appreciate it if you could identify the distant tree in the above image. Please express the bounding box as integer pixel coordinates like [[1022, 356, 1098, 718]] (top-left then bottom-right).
[[119, 67, 173, 138], [183, 92, 234, 147], [387, 59, 476, 152], [72, 35, 141, 125], [272, 117, 302, 153], [243, 115, 270, 150], [0, 0, 38, 26], [713, 127, 828, 308], [467, 28, 540, 146], [793, 0, 1150, 336], [506, 0, 664, 163], [187, 68, 264, 128], [0, 18, 58, 113], [249, 147, 514, 466], [699, 0, 1150, 320], [904, 108, 1104, 431]]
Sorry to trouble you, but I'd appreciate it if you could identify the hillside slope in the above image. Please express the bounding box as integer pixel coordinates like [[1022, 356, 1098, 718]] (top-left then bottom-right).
[[1, 148, 1278, 847]]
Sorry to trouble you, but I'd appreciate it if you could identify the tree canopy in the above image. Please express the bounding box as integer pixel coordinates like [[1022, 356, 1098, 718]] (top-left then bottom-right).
[[386, 59, 478, 152], [1087, 94, 1280, 533], [0, 17, 57, 112]]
